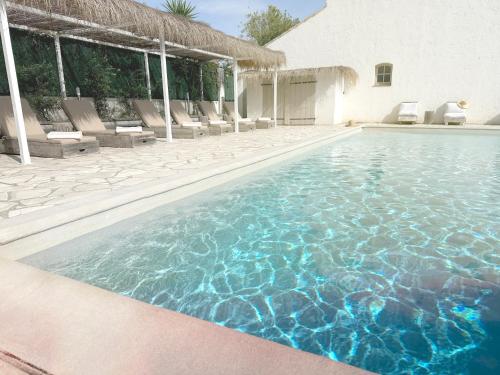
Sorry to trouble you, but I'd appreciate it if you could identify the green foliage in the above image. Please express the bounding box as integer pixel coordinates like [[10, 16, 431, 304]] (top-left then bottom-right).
[[222, 63, 234, 102], [1, 29, 216, 120], [148, 55, 201, 101], [163, 0, 197, 19], [0, 29, 60, 120], [83, 53, 117, 119], [61, 40, 149, 119], [242, 5, 300, 46], [17, 63, 60, 121], [202, 63, 219, 101]]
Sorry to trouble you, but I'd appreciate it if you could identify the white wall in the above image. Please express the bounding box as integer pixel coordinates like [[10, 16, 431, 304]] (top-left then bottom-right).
[[268, 0, 500, 124]]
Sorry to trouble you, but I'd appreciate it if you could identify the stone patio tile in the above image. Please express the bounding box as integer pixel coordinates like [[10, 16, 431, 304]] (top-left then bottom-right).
[[10, 189, 52, 200]]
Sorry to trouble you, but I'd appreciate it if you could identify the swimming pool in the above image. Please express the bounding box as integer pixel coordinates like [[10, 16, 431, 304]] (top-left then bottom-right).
[[24, 130, 500, 374]]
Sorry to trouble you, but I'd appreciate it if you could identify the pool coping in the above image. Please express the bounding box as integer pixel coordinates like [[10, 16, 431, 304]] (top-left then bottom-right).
[[0, 257, 371, 375], [0, 126, 361, 259]]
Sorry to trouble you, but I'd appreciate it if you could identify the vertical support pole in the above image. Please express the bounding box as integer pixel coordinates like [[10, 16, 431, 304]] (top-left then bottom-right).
[[54, 33, 66, 99], [232, 59, 239, 133], [199, 63, 204, 101], [273, 68, 278, 128], [144, 52, 152, 100], [159, 33, 172, 142], [218, 66, 224, 114], [0, 0, 30, 164]]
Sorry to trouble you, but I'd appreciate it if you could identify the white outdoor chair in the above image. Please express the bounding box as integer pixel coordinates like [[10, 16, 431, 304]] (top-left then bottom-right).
[[398, 102, 418, 124], [444, 102, 467, 125]]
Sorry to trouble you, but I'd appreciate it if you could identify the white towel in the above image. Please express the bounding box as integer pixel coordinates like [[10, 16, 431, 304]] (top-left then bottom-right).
[[47, 131, 82, 140], [258, 117, 271, 121], [209, 120, 227, 125], [116, 126, 143, 134], [182, 122, 203, 128]]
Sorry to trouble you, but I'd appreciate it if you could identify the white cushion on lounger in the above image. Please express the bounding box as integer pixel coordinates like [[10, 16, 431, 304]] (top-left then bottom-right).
[[239, 118, 253, 123], [209, 120, 227, 125], [47, 131, 83, 140], [116, 126, 143, 134], [258, 117, 271, 121], [182, 122, 203, 128]]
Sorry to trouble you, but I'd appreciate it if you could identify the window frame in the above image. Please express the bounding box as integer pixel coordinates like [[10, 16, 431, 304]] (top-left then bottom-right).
[[375, 63, 393, 86]]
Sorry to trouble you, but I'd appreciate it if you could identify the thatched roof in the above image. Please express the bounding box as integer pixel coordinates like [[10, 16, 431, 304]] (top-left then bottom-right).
[[6, 0, 285, 69], [241, 66, 359, 89]]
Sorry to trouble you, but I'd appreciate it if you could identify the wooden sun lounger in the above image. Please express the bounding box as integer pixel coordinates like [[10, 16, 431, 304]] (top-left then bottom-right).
[[222, 102, 257, 132], [0, 96, 99, 158], [133, 100, 209, 139], [196, 101, 234, 135], [62, 99, 156, 148]]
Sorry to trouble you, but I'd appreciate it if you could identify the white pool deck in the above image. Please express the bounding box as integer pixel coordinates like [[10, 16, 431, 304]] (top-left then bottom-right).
[[0, 123, 498, 374]]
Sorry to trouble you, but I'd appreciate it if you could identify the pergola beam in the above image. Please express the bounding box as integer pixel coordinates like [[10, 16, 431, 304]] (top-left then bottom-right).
[[0, 0, 30, 164]]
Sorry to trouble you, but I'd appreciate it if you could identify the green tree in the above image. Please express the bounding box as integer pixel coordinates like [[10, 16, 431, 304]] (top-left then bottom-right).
[[242, 5, 300, 46], [163, 0, 197, 19]]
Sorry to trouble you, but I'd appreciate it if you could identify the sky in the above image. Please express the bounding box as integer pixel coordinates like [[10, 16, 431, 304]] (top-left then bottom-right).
[[143, 0, 326, 37]]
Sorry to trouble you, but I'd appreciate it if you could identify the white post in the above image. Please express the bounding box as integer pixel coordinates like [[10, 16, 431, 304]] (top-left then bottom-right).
[[0, 0, 30, 164], [144, 52, 152, 100], [159, 34, 172, 142], [218, 66, 224, 114], [232, 59, 239, 133], [54, 33, 66, 99], [199, 64, 204, 101], [273, 68, 278, 128]]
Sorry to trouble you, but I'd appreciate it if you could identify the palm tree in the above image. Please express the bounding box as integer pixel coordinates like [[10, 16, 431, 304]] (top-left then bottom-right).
[[163, 0, 198, 20]]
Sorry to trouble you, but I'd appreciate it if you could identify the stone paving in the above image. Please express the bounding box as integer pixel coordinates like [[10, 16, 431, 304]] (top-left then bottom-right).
[[0, 126, 349, 220]]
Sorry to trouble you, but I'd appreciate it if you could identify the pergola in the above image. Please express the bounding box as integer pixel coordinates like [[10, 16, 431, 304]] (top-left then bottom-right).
[[0, 0, 284, 165]]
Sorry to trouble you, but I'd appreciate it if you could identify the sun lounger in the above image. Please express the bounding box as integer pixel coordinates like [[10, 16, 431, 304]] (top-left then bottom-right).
[[444, 102, 467, 125], [398, 102, 418, 124], [133, 100, 208, 139], [196, 101, 234, 135], [223, 102, 257, 131], [62, 99, 156, 148], [0, 96, 99, 158], [255, 117, 274, 129]]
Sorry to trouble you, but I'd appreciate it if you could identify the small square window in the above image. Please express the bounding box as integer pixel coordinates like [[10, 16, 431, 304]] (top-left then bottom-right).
[[375, 64, 392, 86]]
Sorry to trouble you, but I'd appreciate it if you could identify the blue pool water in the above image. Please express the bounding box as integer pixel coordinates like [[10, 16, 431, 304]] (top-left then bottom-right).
[[24, 130, 500, 374]]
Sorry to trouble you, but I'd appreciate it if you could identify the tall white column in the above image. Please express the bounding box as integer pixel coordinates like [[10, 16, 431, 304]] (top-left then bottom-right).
[[273, 68, 278, 128], [0, 0, 30, 164], [232, 59, 239, 133], [199, 64, 204, 101], [54, 34, 66, 99], [144, 52, 152, 100], [159, 34, 172, 142], [218, 66, 224, 114]]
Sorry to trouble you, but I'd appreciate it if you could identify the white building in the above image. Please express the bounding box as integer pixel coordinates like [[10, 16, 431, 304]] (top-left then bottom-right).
[[244, 0, 500, 125]]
